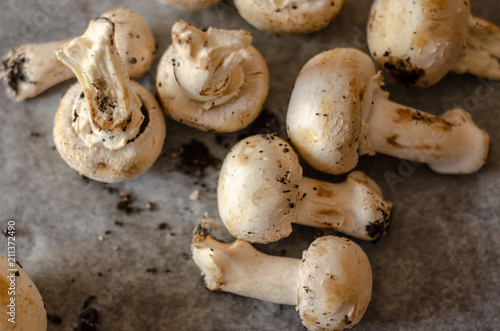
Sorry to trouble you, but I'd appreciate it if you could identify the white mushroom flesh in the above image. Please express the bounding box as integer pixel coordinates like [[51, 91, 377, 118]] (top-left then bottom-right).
[[56, 17, 144, 150], [172, 20, 252, 107]]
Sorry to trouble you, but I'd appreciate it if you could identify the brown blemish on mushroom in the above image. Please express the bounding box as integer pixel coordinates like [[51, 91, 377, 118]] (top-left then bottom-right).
[[386, 134, 442, 151], [317, 209, 340, 216], [315, 184, 337, 198], [383, 57, 425, 86], [393, 108, 453, 132]]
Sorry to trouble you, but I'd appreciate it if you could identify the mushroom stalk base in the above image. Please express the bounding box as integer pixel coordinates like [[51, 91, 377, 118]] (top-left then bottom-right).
[[366, 88, 489, 174], [295, 173, 392, 241], [452, 16, 500, 80], [192, 233, 300, 306]]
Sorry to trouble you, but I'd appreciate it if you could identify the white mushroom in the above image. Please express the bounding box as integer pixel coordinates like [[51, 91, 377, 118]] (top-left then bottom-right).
[[367, 0, 500, 86], [286, 48, 490, 175], [1, 8, 156, 101], [156, 20, 269, 132], [0, 255, 47, 331], [218, 134, 392, 243], [159, 0, 222, 11], [234, 0, 346, 36], [53, 17, 166, 183], [192, 224, 373, 331]]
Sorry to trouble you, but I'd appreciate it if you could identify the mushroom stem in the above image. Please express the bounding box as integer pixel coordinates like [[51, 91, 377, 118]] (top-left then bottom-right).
[[171, 20, 252, 104], [452, 15, 500, 80], [56, 17, 144, 150], [1, 39, 74, 101], [192, 229, 300, 305], [295, 172, 392, 241], [365, 85, 489, 174]]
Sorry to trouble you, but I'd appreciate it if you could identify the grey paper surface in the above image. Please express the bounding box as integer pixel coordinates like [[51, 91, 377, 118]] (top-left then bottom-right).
[[0, 0, 499, 330]]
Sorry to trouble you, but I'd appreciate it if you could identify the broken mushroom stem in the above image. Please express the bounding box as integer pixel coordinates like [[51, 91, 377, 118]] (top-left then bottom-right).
[[366, 81, 490, 174], [171, 20, 252, 103], [192, 223, 372, 331], [56, 17, 144, 150], [452, 15, 500, 80], [218, 134, 392, 244], [1, 8, 155, 101]]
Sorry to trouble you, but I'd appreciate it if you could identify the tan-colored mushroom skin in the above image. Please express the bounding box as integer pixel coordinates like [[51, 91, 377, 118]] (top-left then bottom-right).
[[54, 82, 166, 183], [367, 0, 469, 86], [0, 255, 47, 331], [156, 45, 269, 132], [287, 49, 376, 175], [234, 0, 346, 36], [0, 8, 155, 101], [298, 236, 372, 330], [159, 0, 222, 11]]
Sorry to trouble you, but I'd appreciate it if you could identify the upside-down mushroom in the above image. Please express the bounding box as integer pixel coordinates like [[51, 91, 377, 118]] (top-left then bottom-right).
[[1, 8, 156, 101], [53, 17, 165, 183], [218, 134, 392, 243], [367, 0, 500, 86], [156, 20, 269, 132], [158, 0, 222, 11], [234, 0, 346, 36], [0, 255, 47, 331], [286, 48, 489, 175], [192, 223, 372, 330]]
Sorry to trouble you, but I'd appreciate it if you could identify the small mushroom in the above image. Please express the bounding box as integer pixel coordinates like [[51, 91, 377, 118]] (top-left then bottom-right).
[[218, 134, 392, 243], [0, 255, 47, 331], [192, 224, 372, 331], [367, 0, 500, 86], [156, 20, 269, 132], [53, 17, 166, 183], [234, 0, 346, 36], [1, 8, 156, 101], [287, 48, 490, 175], [158, 0, 222, 11]]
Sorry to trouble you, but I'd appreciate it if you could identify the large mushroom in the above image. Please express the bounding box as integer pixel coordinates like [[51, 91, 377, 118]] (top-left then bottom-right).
[[286, 48, 490, 175], [156, 20, 269, 132], [218, 134, 392, 243], [1, 8, 156, 101], [0, 255, 47, 331], [234, 0, 346, 36], [53, 17, 165, 183], [367, 0, 500, 86], [192, 223, 373, 331], [159, 0, 222, 11]]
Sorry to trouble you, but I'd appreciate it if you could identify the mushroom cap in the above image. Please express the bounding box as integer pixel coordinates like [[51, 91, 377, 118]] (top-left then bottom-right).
[[298, 236, 372, 330], [287, 48, 376, 175], [0, 255, 47, 331], [218, 134, 303, 243], [102, 8, 157, 80], [156, 44, 269, 132], [159, 0, 222, 11], [54, 81, 166, 183], [234, 0, 346, 36], [367, 0, 470, 87]]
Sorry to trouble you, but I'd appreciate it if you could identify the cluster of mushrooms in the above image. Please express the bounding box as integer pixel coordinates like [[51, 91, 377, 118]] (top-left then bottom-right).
[[1, 0, 498, 330]]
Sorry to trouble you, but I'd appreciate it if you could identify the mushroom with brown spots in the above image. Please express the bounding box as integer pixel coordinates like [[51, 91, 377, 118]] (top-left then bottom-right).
[[367, 0, 500, 87], [234, 0, 346, 36], [0, 8, 156, 102], [53, 17, 166, 183], [0, 255, 47, 331], [286, 48, 489, 175], [218, 134, 392, 243], [156, 20, 269, 132], [158, 0, 222, 11], [192, 223, 372, 331]]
